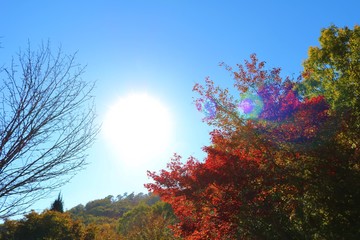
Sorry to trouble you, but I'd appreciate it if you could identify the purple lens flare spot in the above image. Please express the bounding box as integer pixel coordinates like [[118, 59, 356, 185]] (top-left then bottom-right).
[[237, 93, 264, 119], [239, 99, 255, 114], [196, 98, 217, 120], [203, 98, 217, 120]]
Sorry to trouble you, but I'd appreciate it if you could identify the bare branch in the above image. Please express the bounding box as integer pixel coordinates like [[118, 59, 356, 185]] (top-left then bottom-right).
[[0, 42, 99, 219]]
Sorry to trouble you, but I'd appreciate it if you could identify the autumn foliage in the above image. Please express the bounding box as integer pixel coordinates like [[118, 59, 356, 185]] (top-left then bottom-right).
[[147, 26, 360, 239], [0, 193, 175, 240]]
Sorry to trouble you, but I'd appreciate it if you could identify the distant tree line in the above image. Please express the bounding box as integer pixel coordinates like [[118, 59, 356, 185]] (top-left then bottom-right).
[[0, 192, 178, 240]]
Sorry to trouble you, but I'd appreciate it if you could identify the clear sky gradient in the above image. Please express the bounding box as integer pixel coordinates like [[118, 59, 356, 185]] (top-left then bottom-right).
[[1, 1, 359, 213]]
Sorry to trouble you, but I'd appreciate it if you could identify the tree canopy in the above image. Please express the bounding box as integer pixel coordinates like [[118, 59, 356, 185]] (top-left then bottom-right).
[[146, 25, 360, 239], [299, 25, 360, 153]]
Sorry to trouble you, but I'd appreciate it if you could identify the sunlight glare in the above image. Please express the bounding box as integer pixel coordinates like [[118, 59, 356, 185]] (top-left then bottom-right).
[[103, 93, 173, 167]]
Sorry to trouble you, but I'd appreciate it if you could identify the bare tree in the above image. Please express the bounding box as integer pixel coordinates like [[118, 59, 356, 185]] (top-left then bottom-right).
[[0, 43, 98, 219]]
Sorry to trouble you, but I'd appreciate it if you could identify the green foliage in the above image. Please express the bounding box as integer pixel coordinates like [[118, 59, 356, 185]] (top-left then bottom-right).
[[301, 25, 360, 109], [299, 25, 360, 150], [118, 201, 178, 240], [296, 26, 360, 238], [68, 193, 160, 224]]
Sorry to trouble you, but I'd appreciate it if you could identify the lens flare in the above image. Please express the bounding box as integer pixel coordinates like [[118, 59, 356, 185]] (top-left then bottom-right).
[[197, 98, 217, 120], [237, 93, 263, 119]]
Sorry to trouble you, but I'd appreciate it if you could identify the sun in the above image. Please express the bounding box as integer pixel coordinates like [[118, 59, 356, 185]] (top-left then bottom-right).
[[102, 93, 173, 166]]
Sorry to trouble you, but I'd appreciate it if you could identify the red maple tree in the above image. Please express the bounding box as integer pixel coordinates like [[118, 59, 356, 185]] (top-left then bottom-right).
[[146, 54, 343, 239]]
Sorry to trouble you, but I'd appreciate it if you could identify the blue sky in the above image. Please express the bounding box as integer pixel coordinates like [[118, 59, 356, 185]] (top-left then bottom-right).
[[1, 1, 359, 212]]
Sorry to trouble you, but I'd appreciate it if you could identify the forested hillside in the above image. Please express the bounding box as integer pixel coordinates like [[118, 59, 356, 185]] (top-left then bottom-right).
[[69, 193, 159, 222], [0, 193, 178, 239]]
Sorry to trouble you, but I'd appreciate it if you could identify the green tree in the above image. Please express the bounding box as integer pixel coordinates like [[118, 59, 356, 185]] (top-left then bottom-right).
[[297, 24, 360, 239], [299, 25, 360, 150]]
